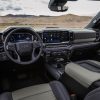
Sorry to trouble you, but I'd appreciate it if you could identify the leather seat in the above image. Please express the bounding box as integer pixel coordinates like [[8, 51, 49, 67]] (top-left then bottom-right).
[[1, 80, 100, 100], [0, 81, 70, 100], [84, 86, 100, 100], [65, 60, 100, 88]]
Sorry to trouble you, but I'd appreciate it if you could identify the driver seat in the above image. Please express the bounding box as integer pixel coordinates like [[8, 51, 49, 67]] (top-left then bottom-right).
[[0, 81, 70, 100]]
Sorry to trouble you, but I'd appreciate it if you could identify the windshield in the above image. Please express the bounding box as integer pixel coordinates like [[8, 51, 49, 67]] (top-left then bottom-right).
[[0, 0, 100, 30]]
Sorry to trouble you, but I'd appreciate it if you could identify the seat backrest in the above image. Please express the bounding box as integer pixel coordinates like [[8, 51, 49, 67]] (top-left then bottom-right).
[[84, 87, 100, 100]]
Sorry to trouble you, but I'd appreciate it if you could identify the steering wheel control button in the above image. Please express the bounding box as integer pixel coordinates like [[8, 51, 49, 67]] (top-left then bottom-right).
[[7, 43, 15, 51]]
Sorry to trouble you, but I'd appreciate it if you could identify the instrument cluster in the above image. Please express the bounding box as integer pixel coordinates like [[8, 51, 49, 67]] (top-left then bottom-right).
[[9, 33, 33, 42]]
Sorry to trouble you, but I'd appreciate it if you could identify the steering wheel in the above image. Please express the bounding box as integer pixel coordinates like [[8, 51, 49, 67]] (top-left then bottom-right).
[[4, 27, 43, 65]]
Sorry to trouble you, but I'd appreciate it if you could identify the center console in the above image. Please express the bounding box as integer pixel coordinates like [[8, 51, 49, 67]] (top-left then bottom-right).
[[42, 29, 70, 79], [43, 29, 70, 62]]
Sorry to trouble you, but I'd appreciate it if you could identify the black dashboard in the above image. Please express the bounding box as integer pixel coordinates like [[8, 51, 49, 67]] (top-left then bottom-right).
[[0, 27, 100, 62]]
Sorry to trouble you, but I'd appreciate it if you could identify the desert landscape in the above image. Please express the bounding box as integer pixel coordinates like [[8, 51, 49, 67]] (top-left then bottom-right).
[[0, 14, 92, 31]]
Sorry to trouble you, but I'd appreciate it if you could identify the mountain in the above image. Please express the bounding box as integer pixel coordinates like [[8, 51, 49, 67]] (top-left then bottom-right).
[[5, 14, 36, 17], [0, 14, 92, 30]]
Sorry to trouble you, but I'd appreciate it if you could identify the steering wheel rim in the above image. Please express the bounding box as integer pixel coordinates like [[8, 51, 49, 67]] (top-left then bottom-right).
[[4, 27, 43, 65]]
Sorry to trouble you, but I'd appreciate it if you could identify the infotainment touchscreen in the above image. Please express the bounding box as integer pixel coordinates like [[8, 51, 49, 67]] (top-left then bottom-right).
[[43, 31, 69, 43]]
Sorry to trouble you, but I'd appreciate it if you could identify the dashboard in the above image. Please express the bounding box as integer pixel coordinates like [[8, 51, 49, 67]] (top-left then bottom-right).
[[0, 27, 99, 62]]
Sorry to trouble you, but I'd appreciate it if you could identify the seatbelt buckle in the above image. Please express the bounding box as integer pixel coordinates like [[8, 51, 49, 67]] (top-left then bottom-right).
[[70, 93, 77, 100]]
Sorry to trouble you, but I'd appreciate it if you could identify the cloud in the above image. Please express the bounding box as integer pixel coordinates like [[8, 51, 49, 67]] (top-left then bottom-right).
[[6, 5, 22, 11], [41, 0, 48, 4], [0, 0, 100, 16], [0, 7, 4, 11], [0, 0, 22, 12], [13, 7, 22, 11]]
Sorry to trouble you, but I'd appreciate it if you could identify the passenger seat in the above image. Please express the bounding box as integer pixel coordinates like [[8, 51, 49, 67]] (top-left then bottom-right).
[[63, 60, 100, 99], [65, 60, 100, 88]]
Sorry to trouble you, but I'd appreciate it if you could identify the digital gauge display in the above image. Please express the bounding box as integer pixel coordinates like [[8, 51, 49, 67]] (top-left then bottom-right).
[[9, 33, 33, 42]]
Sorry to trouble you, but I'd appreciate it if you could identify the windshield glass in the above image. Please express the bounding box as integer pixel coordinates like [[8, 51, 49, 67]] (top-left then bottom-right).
[[0, 0, 100, 30]]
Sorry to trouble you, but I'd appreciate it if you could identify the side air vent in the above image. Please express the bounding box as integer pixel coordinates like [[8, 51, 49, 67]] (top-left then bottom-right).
[[96, 31, 100, 41], [69, 31, 74, 41]]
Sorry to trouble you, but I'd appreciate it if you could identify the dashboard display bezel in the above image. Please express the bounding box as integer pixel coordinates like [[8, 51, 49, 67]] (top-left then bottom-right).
[[43, 30, 70, 44]]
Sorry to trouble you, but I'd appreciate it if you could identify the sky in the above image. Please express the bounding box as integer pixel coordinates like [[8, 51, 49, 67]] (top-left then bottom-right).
[[0, 0, 100, 16]]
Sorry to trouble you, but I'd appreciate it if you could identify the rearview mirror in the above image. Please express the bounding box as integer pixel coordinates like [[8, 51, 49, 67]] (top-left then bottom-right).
[[48, 0, 77, 12], [49, 5, 68, 12]]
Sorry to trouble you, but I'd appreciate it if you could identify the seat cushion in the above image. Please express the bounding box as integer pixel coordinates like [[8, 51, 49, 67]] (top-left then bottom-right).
[[65, 60, 100, 88], [0, 81, 70, 100], [12, 83, 55, 100], [0, 92, 12, 100], [84, 87, 100, 100]]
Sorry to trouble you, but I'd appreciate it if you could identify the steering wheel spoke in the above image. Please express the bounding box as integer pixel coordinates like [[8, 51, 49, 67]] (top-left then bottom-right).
[[6, 42, 16, 51], [17, 55, 21, 63], [14, 49, 21, 62], [31, 48, 36, 60], [33, 41, 42, 49]]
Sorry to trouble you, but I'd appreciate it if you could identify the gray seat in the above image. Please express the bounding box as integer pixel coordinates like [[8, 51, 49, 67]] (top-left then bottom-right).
[[0, 81, 70, 100], [1, 80, 100, 100], [84, 87, 100, 100], [65, 60, 100, 88]]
